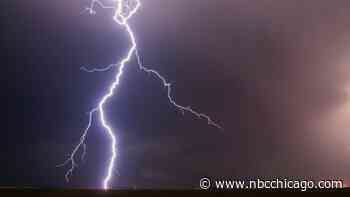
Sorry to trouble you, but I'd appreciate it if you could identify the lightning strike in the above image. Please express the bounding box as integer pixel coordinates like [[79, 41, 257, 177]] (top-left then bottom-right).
[[59, 0, 222, 190]]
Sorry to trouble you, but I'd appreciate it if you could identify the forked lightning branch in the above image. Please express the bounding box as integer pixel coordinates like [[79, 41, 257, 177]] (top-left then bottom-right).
[[58, 0, 222, 190]]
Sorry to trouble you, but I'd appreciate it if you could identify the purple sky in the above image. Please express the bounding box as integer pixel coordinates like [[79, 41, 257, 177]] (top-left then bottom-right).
[[2, 0, 350, 188]]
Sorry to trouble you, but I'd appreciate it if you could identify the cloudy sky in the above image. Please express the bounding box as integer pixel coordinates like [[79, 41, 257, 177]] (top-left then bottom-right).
[[2, 0, 350, 188]]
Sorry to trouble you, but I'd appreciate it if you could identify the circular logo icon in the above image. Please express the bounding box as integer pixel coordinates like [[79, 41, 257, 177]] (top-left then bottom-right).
[[200, 177, 211, 190]]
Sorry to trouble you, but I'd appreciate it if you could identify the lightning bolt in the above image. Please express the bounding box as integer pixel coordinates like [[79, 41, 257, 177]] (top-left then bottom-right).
[[58, 0, 222, 190]]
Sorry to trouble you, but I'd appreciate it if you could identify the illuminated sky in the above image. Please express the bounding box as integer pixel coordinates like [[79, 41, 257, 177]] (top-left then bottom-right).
[[2, 0, 350, 188]]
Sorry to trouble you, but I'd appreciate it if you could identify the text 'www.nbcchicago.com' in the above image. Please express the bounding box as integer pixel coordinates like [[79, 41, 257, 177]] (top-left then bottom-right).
[[199, 177, 343, 191]]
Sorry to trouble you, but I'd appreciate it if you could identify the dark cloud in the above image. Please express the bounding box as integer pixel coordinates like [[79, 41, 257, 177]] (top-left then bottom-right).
[[2, 0, 350, 188]]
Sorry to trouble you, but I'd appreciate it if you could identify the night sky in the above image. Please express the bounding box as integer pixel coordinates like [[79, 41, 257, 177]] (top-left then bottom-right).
[[2, 0, 350, 189]]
